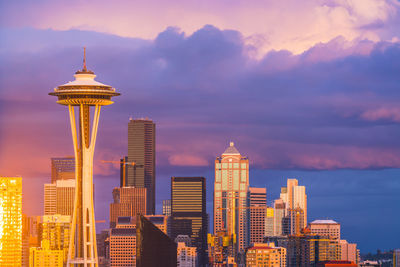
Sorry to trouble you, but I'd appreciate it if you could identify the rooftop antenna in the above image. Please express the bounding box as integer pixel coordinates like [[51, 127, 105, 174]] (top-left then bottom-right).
[[83, 46, 87, 71]]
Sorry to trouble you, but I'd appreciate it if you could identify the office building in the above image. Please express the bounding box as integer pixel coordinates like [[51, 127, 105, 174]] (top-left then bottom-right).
[[273, 199, 285, 236], [0, 176, 22, 266], [177, 242, 198, 267], [280, 179, 307, 234], [340, 240, 358, 264], [109, 228, 137, 267], [39, 214, 71, 263], [51, 157, 74, 183], [310, 219, 341, 240], [246, 243, 286, 267], [127, 118, 156, 215], [22, 215, 40, 267], [29, 240, 64, 267], [171, 176, 207, 266], [214, 142, 249, 258], [110, 187, 147, 228], [163, 199, 171, 216], [136, 214, 177, 267], [249, 187, 267, 244], [44, 179, 75, 216], [265, 207, 274, 237]]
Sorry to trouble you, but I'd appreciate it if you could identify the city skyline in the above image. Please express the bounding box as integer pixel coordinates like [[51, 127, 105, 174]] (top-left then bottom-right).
[[1, 0, 400, 255]]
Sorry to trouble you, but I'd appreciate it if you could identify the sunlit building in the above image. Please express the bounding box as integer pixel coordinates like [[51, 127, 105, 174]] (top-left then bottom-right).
[[109, 228, 137, 267], [310, 220, 341, 240], [127, 118, 156, 215], [50, 157, 75, 183], [39, 214, 71, 263], [163, 199, 171, 216], [171, 176, 207, 266], [29, 240, 63, 267], [265, 207, 274, 237], [207, 231, 235, 266], [44, 179, 75, 216], [249, 187, 267, 244], [44, 183, 56, 215], [273, 199, 285, 236], [177, 242, 198, 267], [340, 240, 358, 264], [245, 243, 286, 267], [214, 142, 249, 258], [0, 176, 22, 266], [22, 215, 40, 267], [109, 187, 147, 228]]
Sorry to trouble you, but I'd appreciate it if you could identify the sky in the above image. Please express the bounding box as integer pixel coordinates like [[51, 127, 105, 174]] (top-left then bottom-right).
[[1, 0, 400, 253]]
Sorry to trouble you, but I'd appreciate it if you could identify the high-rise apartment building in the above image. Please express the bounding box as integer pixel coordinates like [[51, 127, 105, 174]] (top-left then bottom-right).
[[109, 187, 147, 228], [171, 177, 207, 266], [249, 187, 267, 244], [127, 118, 156, 215], [0, 176, 22, 266], [109, 228, 137, 267], [280, 179, 307, 234], [245, 243, 286, 267], [214, 142, 249, 258], [51, 157, 75, 183], [309, 220, 341, 240], [44, 179, 75, 216]]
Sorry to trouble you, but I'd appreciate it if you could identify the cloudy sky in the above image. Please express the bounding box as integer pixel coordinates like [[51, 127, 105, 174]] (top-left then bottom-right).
[[1, 0, 400, 252]]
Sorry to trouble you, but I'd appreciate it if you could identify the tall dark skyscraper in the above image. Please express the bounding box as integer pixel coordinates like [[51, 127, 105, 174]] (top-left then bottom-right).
[[50, 157, 74, 183], [127, 118, 156, 215], [171, 177, 207, 266]]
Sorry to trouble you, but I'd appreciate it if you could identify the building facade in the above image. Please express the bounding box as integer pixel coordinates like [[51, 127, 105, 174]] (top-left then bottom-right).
[[340, 240, 358, 264], [127, 118, 156, 215], [163, 199, 171, 216], [246, 243, 286, 267], [265, 207, 274, 237], [44, 179, 75, 216], [177, 242, 198, 267], [109, 187, 147, 228], [273, 199, 285, 236], [0, 176, 22, 266], [50, 157, 75, 183], [249, 187, 267, 245], [214, 142, 249, 259], [29, 240, 64, 267], [310, 220, 341, 240], [171, 176, 207, 266]]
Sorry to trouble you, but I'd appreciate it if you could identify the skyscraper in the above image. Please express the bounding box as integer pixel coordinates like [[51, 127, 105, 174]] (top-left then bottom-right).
[[249, 187, 267, 244], [49, 49, 120, 266], [29, 240, 64, 267], [309, 220, 341, 240], [51, 157, 75, 183], [280, 179, 307, 235], [109, 187, 147, 228], [0, 176, 22, 266], [44, 179, 75, 216], [171, 177, 207, 266], [162, 199, 171, 216], [127, 118, 156, 215], [214, 142, 249, 259], [265, 207, 274, 237], [273, 199, 285, 236]]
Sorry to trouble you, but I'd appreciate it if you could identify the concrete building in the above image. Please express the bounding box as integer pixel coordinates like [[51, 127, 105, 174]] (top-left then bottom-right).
[[177, 242, 198, 267], [340, 240, 358, 264], [249, 187, 267, 244], [0, 176, 22, 266], [171, 176, 207, 266], [109, 187, 147, 228], [50, 157, 75, 183], [245, 243, 286, 267], [127, 118, 156, 215], [29, 240, 63, 267], [109, 228, 137, 267], [309, 219, 341, 240], [44, 183, 56, 215], [214, 142, 249, 258]]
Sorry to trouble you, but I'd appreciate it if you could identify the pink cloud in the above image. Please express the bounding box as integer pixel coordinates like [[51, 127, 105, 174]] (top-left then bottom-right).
[[360, 107, 400, 122], [168, 154, 209, 167]]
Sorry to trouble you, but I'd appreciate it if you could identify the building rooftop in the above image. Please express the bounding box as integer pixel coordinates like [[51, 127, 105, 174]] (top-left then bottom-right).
[[310, 219, 339, 224], [222, 142, 240, 155]]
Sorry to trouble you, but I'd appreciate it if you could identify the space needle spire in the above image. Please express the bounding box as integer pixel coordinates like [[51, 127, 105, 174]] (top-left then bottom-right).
[[49, 48, 120, 266]]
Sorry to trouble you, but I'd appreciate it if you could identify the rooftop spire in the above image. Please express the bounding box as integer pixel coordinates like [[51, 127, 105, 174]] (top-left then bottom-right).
[[83, 46, 87, 71]]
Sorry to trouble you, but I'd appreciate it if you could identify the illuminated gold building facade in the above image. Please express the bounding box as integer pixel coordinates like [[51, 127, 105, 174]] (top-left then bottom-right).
[[0, 176, 22, 266], [246, 243, 286, 267], [29, 240, 63, 267]]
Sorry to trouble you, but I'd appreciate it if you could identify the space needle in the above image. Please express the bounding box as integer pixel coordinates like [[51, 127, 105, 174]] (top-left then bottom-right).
[[49, 48, 120, 266]]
